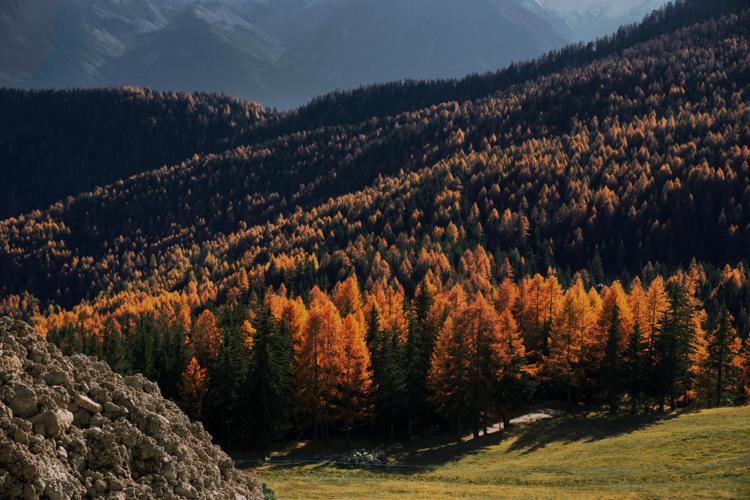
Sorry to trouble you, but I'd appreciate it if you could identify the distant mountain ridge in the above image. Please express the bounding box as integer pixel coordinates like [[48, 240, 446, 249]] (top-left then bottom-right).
[[530, 0, 668, 40], [0, 0, 637, 108]]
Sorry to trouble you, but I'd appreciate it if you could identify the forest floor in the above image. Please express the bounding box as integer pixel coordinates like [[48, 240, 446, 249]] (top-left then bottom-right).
[[243, 406, 750, 499]]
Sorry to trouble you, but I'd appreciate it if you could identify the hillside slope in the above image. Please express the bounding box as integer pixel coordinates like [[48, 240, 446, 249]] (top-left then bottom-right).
[[1, 0, 749, 459], [258, 406, 750, 499], [0, 1, 733, 220], [0, 87, 273, 218], [1, 4, 749, 308]]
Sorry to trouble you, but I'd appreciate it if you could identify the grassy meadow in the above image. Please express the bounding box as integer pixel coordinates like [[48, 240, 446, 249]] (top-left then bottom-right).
[[250, 406, 750, 499]]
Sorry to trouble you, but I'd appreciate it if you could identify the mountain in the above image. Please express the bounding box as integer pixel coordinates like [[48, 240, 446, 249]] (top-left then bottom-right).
[[280, 0, 569, 89], [99, 6, 290, 101], [1, 0, 748, 308], [0, 0, 572, 108], [2, 0, 729, 219], [1, 0, 749, 461], [532, 0, 668, 41]]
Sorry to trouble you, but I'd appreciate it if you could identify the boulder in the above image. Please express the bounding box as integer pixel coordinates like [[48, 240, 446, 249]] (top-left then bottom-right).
[[30, 408, 74, 437], [74, 394, 102, 414], [9, 382, 37, 418]]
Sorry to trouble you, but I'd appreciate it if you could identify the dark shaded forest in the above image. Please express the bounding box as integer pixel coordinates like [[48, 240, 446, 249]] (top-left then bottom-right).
[[0, 87, 274, 217]]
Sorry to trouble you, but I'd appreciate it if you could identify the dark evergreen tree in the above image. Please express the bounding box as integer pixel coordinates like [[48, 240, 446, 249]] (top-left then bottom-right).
[[371, 323, 407, 441], [247, 309, 294, 455], [654, 284, 700, 411], [101, 320, 130, 374], [203, 315, 251, 444], [155, 322, 190, 400], [623, 322, 646, 415], [602, 305, 622, 414], [706, 307, 741, 407], [127, 316, 158, 381], [405, 282, 436, 435]]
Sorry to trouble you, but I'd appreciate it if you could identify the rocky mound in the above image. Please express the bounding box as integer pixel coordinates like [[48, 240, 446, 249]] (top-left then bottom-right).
[[0, 317, 264, 499]]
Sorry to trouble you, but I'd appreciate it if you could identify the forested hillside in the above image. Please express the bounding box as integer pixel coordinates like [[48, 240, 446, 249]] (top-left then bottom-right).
[[2, 0, 743, 220], [0, 87, 273, 217], [1, 0, 749, 451], [283, 0, 748, 130]]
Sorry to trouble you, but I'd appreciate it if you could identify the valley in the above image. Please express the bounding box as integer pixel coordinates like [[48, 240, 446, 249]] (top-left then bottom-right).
[[1, 1, 749, 498]]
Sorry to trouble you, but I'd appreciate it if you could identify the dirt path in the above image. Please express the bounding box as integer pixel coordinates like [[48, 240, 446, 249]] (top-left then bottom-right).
[[463, 408, 561, 441]]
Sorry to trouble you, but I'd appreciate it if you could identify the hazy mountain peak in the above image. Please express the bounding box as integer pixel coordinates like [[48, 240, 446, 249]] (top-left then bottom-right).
[[529, 0, 669, 40], [0, 0, 597, 108]]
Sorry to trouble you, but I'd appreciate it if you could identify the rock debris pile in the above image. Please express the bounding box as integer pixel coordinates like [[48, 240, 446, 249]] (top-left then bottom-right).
[[0, 317, 264, 499]]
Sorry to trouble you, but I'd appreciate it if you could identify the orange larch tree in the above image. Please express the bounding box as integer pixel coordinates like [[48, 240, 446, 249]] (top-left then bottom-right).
[[191, 309, 223, 366], [546, 278, 593, 401], [297, 287, 344, 438], [181, 356, 208, 419], [338, 312, 373, 439], [491, 307, 532, 427]]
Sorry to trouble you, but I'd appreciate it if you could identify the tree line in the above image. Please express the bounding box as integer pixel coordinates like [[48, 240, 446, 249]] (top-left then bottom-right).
[[44, 251, 750, 451]]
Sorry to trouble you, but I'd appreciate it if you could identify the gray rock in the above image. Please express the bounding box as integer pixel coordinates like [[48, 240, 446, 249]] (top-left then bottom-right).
[[74, 394, 102, 414], [44, 370, 70, 386], [10, 382, 38, 417], [31, 408, 74, 437]]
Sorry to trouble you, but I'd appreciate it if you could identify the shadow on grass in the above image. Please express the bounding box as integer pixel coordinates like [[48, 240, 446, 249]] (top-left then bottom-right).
[[507, 409, 695, 455], [244, 409, 697, 475]]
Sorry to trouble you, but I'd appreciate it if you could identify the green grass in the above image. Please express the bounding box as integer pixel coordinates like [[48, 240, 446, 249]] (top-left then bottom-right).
[[250, 406, 750, 499]]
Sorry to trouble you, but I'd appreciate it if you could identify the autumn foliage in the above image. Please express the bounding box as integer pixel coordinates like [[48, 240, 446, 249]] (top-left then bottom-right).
[[1, 1, 749, 447]]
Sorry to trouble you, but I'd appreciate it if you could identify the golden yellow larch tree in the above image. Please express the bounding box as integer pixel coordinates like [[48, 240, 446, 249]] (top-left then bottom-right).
[[297, 287, 344, 438], [191, 309, 223, 365], [546, 278, 592, 400], [628, 277, 649, 331], [429, 289, 522, 438], [516, 274, 545, 351], [643, 275, 670, 362], [459, 245, 494, 294], [338, 311, 373, 438], [181, 356, 208, 419], [491, 307, 532, 426], [365, 279, 407, 342], [597, 281, 634, 350], [493, 277, 519, 314], [332, 274, 363, 317]]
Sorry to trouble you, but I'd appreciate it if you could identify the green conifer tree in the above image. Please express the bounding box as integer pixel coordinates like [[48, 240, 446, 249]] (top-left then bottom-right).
[[603, 305, 622, 414], [623, 322, 646, 414], [248, 308, 294, 454]]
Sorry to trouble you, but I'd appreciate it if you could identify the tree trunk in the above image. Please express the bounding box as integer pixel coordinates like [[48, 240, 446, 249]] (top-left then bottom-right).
[[609, 390, 618, 415], [716, 355, 724, 408]]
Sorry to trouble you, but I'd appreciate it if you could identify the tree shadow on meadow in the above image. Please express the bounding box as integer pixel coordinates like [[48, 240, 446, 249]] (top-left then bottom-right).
[[506, 409, 694, 455], [243, 409, 697, 475]]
